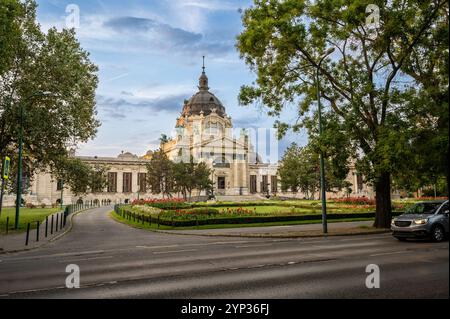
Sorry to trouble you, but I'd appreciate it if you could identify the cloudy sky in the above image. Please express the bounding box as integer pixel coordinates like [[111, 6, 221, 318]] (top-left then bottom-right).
[[35, 0, 306, 159]]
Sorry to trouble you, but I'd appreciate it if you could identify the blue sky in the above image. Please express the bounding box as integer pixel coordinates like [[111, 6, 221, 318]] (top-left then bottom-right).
[[35, 0, 306, 159]]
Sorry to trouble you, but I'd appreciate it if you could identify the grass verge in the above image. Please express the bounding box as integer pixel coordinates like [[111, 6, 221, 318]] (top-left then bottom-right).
[[0, 207, 62, 235]]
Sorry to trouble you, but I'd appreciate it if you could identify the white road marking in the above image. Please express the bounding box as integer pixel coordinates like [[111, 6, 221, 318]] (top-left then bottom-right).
[[153, 249, 197, 255], [370, 250, 408, 257], [211, 241, 250, 245], [235, 244, 273, 248], [59, 256, 114, 263], [136, 245, 180, 249]]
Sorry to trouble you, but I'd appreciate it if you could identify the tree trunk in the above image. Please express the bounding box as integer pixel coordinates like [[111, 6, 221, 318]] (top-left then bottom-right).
[[446, 142, 449, 200], [374, 172, 392, 229]]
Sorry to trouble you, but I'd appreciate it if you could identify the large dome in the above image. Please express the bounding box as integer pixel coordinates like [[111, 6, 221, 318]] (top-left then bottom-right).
[[181, 64, 226, 118], [183, 90, 226, 117]]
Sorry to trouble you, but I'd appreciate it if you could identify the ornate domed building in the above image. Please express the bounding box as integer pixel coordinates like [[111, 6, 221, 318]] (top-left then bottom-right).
[[162, 62, 278, 196], [5, 61, 373, 206]]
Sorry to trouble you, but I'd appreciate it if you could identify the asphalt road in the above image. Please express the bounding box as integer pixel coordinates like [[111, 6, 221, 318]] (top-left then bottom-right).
[[0, 206, 448, 299]]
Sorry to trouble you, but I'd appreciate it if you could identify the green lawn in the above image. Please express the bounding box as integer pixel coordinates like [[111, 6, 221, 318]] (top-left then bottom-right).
[[123, 198, 413, 222], [111, 210, 374, 231], [0, 207, 62, 235]]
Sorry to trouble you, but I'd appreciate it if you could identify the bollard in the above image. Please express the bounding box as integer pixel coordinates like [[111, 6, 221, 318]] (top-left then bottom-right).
[[157, 216, 160, 228], [36, 221, 40, 242], [63, 213, 67, 227], [51, 215, 54, 234], [60, 213, 63, 229], [25, 223, 30, 246], [45, 216, 48, 237], [56, 214, 59, 232], [5, 216, 9, 235]]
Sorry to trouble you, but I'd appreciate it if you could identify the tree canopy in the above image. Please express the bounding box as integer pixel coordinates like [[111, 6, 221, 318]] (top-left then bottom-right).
[[146, 150, 213, 200], [0, 0, 100, 193], [278, 142, 352, 199], [237, 0, 448, 228]]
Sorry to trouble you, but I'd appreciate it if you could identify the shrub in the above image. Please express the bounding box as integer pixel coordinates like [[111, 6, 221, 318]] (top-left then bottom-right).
[[26, 203, 36, 209], [41, 203, 46, 209]]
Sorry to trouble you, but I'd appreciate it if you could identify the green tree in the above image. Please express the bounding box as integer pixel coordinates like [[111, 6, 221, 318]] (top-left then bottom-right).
[[0, 0, 99, 186], [194, 162, 213, 199], [237, 0, 447, 228], [146, 150, 174, 198], [52, 158, 109, 196], [398, 2, 449, 197], [279, 142, 350, 199]]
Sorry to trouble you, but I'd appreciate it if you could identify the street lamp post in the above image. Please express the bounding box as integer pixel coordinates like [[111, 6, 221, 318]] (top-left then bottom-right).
[[316, 48, 335, 235], [15, 91, 56, 229]]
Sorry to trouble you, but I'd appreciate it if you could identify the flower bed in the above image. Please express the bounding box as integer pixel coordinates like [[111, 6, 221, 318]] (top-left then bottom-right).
[[114, 204, 404, 228], [132, 205, 162, 215], [159, 207, 259, 221], [331, 197, 376, 206], [131, 198, 191, 210]]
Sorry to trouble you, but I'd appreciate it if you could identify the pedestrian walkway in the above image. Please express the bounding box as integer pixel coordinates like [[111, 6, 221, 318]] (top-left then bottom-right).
[[0, 210, 69, 253], [0, 204, 105, 254]]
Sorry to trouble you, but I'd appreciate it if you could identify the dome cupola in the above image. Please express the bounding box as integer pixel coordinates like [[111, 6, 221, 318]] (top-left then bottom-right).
[[181, 57, 227, 118]]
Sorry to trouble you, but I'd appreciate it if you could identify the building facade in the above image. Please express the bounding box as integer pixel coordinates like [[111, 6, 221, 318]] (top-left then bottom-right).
[[2, 67, 375, 207]]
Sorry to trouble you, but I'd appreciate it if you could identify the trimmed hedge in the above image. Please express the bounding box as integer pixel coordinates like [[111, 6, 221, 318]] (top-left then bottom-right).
[[114, 205, 403, 228]]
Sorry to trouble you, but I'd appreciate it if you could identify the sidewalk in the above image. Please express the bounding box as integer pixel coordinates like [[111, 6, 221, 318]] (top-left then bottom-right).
[[160, 221, 390, 238], [0, 211, 71, 254]]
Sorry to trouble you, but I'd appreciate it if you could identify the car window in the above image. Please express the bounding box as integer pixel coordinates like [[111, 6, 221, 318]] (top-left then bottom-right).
[[439, 203, 448, 214], [412, 203, 441, 214]]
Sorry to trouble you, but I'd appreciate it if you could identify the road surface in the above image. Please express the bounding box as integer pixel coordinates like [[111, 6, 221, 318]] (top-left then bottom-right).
[[0, 206, 448, 299]]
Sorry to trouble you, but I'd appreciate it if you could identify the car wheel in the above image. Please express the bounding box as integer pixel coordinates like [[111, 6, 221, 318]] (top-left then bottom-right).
[[395, 237, 407, 242], [431, 225, 445, 242]]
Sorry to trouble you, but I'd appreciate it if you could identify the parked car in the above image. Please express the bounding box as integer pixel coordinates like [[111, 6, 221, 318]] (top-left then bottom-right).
[[391, 200, 449, 242]]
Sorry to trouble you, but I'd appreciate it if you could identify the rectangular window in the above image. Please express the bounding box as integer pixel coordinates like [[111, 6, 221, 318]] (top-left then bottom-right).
[[123, 173, 132, 193], [138, 173, 147, 193], [218, 177, 226, 190], [107, 173, 117, 193], [357, 174, 364, 192], [250, 175, 257, 194], [262, 175, 269, 193], [271, 175, 278, 193], [56, 179, 63, 191]]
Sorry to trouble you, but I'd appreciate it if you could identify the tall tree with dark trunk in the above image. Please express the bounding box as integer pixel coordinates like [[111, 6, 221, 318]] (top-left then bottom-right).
[[0, 0, 99, 189], [237, 0, 447, 228]]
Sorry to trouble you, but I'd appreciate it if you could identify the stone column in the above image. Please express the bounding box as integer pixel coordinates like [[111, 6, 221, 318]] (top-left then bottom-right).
[[117, 171, 124, 194]]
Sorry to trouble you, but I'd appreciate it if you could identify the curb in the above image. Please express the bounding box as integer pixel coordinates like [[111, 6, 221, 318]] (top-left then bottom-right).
[[109, 211, 390, 239], [147, 228, 390, 239], [0, 208, 93, 255]]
